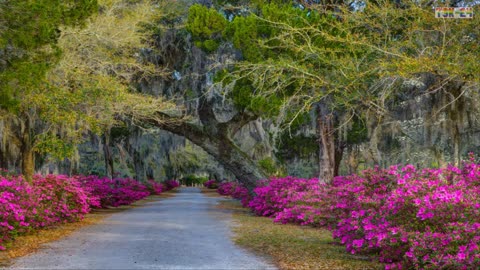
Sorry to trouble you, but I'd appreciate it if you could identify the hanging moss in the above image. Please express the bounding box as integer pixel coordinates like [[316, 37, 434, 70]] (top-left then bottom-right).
[[276, 113, 318, 161]]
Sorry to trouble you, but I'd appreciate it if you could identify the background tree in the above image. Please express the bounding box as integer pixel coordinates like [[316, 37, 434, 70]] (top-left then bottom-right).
[[0, 0, 179, 180], [0, 0, 97, 110], [0, 0, 98, 181], [50, 0, 178, 178], [134, 2, 270, 190]]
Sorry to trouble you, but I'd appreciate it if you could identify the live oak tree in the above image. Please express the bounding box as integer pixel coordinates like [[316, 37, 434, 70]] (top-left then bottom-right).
[[215, 0, 480, 182], [122, 2, 270, 191], [0, 0, 98, 181], [148, 2, 381, 187], [51, 0, 178, 178], [0, 0, 179, 180], [3, 0, 477, 187], [211, 2, 380, 182]]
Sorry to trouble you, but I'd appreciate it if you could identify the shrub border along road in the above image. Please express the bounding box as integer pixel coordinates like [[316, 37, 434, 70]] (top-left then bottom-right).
[[0, 191, 177, 267], [202, 188, 381, 269], [214, 158, 480, 269]]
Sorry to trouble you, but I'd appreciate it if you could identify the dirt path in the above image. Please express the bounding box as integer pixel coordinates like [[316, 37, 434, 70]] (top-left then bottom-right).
[[9, 187, 276, 269]]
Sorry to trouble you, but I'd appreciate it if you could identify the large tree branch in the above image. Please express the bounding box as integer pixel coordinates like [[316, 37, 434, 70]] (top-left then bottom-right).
[[132, 110, 267, 190], [198, 96, 219, 128], [222, 110, 259, 137]]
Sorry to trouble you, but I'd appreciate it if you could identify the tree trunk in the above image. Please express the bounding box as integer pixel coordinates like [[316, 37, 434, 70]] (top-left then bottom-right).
[[0, 120, 8, 169], [316, 102, 342, 183], [453, 124, 461, 167], [334, 141, 345, 177], [103, 130, 114, 178], [20, 119, 35, 182], [147, 105, 266, 191], [346, 146, 360, 174], [21, 146, 35, 182], [160, 124, 265, 191], [0, 147, 7, 170], [133, 149, 145, 181], [214, 137, 266, 191]]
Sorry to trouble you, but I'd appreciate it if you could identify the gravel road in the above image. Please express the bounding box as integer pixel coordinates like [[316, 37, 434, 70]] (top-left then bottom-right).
[[9, 187, 276, 270]]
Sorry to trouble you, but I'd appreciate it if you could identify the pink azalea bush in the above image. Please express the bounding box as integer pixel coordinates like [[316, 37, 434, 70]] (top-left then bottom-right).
[[203, 179, 218, 189], [217, 182, 236, 196], [1, 172, 180, 251], [163, 179, 180, 191], [146, 179, 164, 194], [145, 179, 180, 194], [248, 176, 319, 218], [232, 185, 250, 207], [1, 175, 37, 250], [33, 175, 92, 224], [315, 164, 480, 269], [78, 176, 150, 208], [217, 181, 251, 207], [1, 174, 91, 251], [227, 158, 480, 269]]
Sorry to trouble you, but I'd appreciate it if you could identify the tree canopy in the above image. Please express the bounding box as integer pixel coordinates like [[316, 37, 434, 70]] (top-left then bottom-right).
[[1, 0, 479, 185], [0, 0, 180, 180], [186, 0, 480, 181]]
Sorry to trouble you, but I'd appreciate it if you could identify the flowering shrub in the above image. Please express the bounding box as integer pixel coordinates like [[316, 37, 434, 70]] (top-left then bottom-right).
[[217, 181, 251, 207], [217, 182, 235, 196], [1, 175, 36, 250], [203, 179, 218, 189], [33, 175, 92, 224], [78, 176, 150, 208], [319, 164, 480, 269], [146, 179, 164, 195], [163, 179, 180, 191], [248, 176, 319, 218], [0, 172, 181, 251], [228, 159, 480, 269], [1, 174, 91, 251], [110, 178, 150, 206], [232, 184, 250, 207]]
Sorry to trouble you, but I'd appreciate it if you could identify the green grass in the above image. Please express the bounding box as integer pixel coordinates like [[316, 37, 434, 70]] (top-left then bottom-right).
[[218, 200, 383, 270]]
